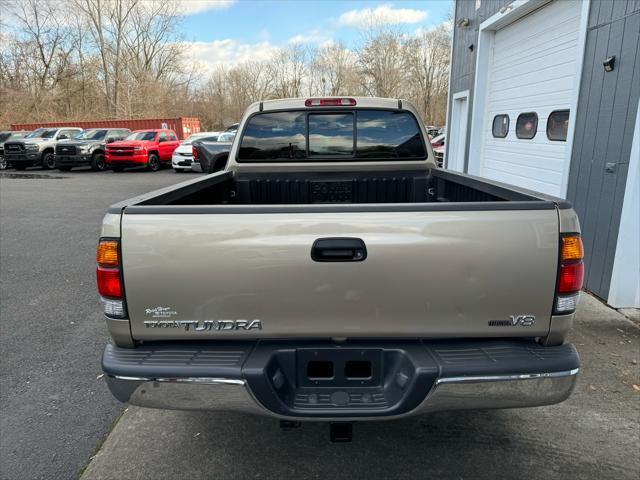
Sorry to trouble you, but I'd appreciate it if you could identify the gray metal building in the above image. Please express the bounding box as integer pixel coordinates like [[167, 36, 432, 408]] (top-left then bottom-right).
[[445, 0, 639, 308]]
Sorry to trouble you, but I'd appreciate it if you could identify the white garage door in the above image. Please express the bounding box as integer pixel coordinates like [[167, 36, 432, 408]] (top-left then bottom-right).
[[479, 0, 581, 197]]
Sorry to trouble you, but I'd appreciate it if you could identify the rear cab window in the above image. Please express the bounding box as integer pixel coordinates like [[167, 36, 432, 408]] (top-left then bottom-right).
[[309, 113, 354, 157], [239, 112, 306, 160], [238, 109, 426, 162]]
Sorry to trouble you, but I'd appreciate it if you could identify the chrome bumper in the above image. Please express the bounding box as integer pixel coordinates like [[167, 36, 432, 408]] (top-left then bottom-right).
[[105, 369, 579, 421]]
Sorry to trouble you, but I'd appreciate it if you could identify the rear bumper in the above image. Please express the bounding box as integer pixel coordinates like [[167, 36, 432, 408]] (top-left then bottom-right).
[[103, 339, 579, 421]]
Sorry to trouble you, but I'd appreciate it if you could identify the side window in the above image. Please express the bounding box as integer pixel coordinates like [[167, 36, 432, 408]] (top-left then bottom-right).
[[168, 132, 177, 141], [158, 132, 168, 142], [492, 115, 509, 138], [547, 110, 570, 141], [516, 112, 538, 139]]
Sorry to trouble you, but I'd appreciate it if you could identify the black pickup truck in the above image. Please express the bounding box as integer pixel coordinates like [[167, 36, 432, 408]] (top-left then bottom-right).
[[191, 131, 236, 173]]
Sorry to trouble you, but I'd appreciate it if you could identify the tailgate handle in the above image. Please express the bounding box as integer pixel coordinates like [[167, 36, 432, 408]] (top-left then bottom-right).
[[311, 238, 367, 262]]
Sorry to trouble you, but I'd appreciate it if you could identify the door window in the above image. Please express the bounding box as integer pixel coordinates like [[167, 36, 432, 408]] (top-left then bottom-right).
[[516, 112, 538, 139], [547, 110, 570, 141], [492, 115, 509, 138]]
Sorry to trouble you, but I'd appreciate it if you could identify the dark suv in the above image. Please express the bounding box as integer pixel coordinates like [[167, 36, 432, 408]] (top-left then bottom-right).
[[55, 128, 130, 171]]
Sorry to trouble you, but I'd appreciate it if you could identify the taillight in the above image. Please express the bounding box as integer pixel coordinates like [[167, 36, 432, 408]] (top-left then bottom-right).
[[97, 238, 126, 318], [192, 145, 199, 160], [305, 98, 357, 107], [555, 234, 584, 314]]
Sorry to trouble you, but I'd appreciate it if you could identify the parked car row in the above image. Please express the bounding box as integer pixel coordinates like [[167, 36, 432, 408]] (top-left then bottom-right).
[[0, 124, 238, 173]]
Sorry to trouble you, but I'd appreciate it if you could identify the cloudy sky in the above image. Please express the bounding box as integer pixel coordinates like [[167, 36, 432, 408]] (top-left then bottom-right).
[[178, 1, 451, 70]]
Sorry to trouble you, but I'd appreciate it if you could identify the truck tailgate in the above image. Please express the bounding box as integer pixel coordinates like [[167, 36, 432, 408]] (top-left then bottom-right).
[[121, 209, 559, 340]]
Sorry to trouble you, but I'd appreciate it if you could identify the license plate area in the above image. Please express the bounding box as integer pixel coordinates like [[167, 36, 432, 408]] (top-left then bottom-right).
[[245, 341, 438, 417], [297, 348, 382, 388], [310, 180, 352, 203]]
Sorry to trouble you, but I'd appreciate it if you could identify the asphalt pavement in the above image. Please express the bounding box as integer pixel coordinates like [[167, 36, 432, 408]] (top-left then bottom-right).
[[0, 167, 193, 480]]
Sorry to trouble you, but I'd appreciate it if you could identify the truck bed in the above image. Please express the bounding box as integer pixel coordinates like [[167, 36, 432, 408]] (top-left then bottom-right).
[[112, 168, 569, 213]]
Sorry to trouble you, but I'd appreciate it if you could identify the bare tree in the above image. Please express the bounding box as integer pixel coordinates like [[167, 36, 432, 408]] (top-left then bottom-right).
[[357, 28, 408, 98], [73, 0, 138, 116], [312, 41, 361, 96], [9, 0, 74, 116], [404, 23, 451, 124], [269, 42, 308, 98], [0, 1, 452, 130]]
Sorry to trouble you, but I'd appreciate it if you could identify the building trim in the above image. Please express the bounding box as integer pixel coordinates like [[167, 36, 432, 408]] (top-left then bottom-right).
[[448, 90, 470, 172], [608, 99, 640, 308], [443, 0, 458, 169], [559, 0, 591, 198]]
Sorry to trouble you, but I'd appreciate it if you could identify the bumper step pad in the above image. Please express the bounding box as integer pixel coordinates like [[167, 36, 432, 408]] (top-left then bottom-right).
[[103, 339, 579, 419]]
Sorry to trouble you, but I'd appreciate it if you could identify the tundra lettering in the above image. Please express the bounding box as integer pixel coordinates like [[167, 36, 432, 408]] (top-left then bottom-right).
[[143, 319, 262, 331]]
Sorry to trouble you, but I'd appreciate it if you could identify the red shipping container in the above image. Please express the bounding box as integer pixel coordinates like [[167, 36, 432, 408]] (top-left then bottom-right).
[[10, 117, 201, 140]]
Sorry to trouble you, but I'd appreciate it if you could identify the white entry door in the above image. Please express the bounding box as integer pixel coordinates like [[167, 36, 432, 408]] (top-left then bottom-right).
[[447, 91, 469, 172]]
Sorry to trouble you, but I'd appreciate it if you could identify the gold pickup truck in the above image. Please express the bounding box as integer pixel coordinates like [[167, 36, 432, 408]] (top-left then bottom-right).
[[97, 97, 582, 433]]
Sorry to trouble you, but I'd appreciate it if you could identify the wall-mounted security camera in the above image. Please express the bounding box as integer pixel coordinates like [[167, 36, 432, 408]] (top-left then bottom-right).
[[603, 56, 616, 72]]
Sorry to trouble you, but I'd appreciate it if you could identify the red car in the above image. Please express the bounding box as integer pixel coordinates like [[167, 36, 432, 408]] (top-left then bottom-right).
[[105, 129, 179, 171]]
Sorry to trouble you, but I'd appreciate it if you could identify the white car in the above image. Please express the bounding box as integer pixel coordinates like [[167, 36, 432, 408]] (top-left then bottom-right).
[[172, 132, 221, 172]]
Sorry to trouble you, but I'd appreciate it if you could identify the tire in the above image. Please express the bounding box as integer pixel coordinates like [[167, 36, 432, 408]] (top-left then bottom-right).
[[91, 152, 106, 171], [57, 166, 72, 171], [14, 165, 27, 171], [42, 152, 56, 169], [147, 153, 160, 172]]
